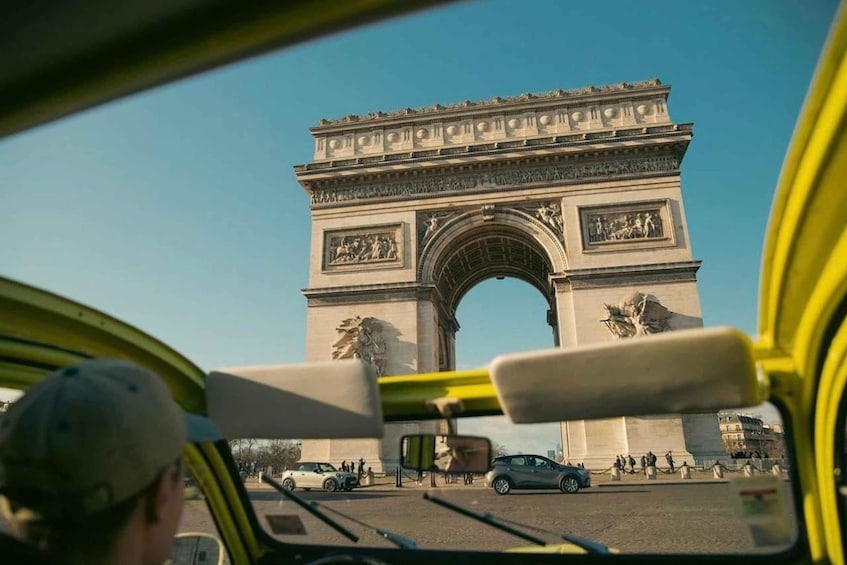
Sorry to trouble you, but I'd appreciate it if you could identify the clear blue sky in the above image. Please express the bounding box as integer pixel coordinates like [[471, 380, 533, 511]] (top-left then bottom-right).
[[1, 0, 840, 453]]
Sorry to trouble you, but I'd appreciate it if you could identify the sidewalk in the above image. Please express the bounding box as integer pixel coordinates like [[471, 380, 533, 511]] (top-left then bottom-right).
[[246, 468, 784, 492]]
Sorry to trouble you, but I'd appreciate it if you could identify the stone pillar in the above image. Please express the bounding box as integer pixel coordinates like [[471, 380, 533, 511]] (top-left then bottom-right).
[[713, 464, 724, 479], [680, 465, 691, 479], [610, 467, 621, 481], [646, 466, 657, 480]]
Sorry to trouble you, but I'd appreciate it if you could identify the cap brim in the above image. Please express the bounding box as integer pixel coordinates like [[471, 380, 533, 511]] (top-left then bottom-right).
[[185, 413, 222, 443]]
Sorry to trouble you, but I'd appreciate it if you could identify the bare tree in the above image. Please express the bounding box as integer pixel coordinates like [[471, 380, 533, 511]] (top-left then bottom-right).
[[491, 441, 510, 458], [254, 440, 302, 474]]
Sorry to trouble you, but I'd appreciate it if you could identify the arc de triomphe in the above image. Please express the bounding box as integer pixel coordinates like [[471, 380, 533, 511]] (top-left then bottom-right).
[[294, 79, 724, 470]]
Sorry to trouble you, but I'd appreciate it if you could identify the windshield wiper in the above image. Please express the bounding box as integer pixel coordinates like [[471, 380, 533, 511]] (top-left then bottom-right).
[[311, 502, 417, 549], [261, 472, 359, 543], [487, 512, 611, 554], [423, 493, 609, 554]]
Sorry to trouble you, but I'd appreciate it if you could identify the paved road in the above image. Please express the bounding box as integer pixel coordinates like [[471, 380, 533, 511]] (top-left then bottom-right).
[[179, 480, 797, 555]]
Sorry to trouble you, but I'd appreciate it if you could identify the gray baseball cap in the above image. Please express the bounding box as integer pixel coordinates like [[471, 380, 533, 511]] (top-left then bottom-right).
[[0, 358, 220, 518]]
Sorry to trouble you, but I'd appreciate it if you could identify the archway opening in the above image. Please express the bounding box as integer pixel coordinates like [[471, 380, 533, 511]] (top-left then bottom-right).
[[430, 223, 554, 319], [454, 276, 562, 459]]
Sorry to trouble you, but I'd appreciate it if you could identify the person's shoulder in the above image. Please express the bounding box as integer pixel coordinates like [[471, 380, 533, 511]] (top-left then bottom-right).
[[0, 533, 67, 565]]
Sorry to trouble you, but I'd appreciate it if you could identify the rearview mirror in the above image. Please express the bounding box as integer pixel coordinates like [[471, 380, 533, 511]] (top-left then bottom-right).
[[400, 434, 492, 474], [169, 533, 225, 565]]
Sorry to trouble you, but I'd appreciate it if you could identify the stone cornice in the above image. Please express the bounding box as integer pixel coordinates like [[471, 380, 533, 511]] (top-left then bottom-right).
[[296, 123, 692, 177], [303, 282, 458, 329], [312, 79, 667, 130], [551, 261, 701, 290], [305, 82, 678, 164], [303, 282, 438, 304]]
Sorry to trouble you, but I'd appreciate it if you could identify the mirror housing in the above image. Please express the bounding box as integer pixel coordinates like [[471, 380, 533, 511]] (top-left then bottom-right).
[[400, 434, 492, 474]]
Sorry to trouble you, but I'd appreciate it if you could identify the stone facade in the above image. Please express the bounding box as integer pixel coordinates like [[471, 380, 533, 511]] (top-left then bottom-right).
[[294, 79, 724, 471]]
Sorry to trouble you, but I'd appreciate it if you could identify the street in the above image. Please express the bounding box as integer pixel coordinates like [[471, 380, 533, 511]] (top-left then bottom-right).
[[179, 480, 797, 554]]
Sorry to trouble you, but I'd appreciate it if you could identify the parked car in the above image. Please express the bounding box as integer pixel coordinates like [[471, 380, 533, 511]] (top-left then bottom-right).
[[485, 454, 591, 495], [280, 462, 358, 492]]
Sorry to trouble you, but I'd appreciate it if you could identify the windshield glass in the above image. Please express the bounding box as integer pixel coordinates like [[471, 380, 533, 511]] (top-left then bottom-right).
[[208, 405, 797, 553], [1, 0, 838, 559]]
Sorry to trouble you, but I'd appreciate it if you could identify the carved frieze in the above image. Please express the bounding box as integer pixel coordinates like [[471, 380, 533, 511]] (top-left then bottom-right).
[[579, 200, 673, 251], [310, 155, 679, 206], [332, 316, 386, 377], [324, 224, 403, 270], [601, 292, 672, 338]]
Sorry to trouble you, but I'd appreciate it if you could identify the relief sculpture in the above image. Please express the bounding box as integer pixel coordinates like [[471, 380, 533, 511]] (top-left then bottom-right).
[[587, 208, 663, 243], [328, 232, 398, 265], [332, 316, 386, 377], [417, 211, 459, 249], [311, 155, 680, 205], [602, 292, 672, 338], [535, 202, 564, 234]]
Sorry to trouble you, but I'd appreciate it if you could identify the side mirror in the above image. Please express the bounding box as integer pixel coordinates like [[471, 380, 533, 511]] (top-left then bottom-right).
[[400, 434, 492, 474], [169, 533, 224, 565]]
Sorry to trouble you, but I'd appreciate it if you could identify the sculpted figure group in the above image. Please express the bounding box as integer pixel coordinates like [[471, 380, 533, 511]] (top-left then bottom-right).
[[588, 210, 663, 243], [329, 233, 398, 265], [602, 292, 673, 338]]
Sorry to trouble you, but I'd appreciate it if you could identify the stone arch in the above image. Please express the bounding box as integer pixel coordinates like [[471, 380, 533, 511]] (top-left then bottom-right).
[[418, 207, 568, 316], [295, 82, 715, 471]]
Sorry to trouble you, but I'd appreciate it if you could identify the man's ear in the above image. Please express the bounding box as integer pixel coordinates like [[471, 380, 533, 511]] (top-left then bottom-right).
[[146, 463, 182, 524]]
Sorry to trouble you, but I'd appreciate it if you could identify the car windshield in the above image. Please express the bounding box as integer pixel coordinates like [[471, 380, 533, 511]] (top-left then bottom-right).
[[1, 0, 840, 560]]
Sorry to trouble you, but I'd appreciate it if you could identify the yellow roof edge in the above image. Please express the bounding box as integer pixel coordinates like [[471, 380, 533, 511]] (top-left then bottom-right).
[[759, 1, 847, 338], [0, 276, 206, 411]]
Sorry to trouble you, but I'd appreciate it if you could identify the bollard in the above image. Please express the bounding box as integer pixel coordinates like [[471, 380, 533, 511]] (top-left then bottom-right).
[[610, 467, 621, 481], [680, 465, 691, 479], [395, 467, 402, 487], [713, 465, 724, 479], [743, 464, 754, 477], [772, 463, 782, 477], [646, 465, 657, 480]]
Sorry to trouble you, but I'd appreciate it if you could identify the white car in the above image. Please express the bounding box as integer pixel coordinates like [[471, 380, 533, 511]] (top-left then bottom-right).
[[280, 462, 359, 492]]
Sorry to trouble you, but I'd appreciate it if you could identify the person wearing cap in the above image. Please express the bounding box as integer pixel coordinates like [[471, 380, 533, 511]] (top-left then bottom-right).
[[0, 358, 218, 565]]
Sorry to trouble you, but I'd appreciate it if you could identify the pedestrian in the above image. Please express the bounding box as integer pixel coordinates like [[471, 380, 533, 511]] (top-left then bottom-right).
[[640, 454, 648, 475], [0, 358, 219, 565], [666, 451, 675, 473]]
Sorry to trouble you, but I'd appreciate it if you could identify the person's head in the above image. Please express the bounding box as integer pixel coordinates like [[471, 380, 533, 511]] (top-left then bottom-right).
[[0, 359, 215, 565]]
